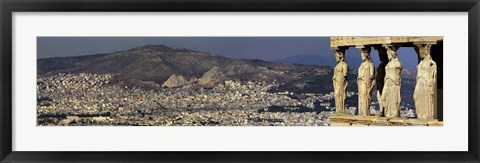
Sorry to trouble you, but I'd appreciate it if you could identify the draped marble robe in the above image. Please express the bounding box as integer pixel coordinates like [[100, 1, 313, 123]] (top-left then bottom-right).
[[381, 46, 402, 118], [414, 45, 437, 120], [332, 49, 349, 114], [357, 48, 375, 116]]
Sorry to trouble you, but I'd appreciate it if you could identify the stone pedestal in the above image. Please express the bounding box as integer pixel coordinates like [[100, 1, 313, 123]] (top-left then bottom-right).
[[329, 114, 443, 126]]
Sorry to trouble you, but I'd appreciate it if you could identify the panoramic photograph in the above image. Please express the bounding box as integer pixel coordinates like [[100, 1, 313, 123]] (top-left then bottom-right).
[[36, 37, 443, 126]]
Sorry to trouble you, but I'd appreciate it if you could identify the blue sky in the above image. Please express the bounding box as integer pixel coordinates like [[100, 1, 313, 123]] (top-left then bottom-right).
[[37, 37, 420, 70]]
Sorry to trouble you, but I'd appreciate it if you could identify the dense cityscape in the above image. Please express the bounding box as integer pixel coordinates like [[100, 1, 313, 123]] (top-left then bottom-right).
[[37, 73, 415, 126]]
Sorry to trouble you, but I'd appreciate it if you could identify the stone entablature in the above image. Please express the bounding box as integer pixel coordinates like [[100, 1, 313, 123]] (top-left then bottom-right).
[[331, 36, 443, 48]]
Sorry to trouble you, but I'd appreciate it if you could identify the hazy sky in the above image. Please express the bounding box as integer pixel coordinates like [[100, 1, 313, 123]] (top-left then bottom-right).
[[37, 37, 420, 70]]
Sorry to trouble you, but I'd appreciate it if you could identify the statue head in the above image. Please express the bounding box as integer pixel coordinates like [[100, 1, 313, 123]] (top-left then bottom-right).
[[417, 44, 432, 60], [333, 47, 346, 63], [335, 51, 344, 62], [359, 47, 371, 62], [387, 50, 397, 60], [385, 46, 398, 61]]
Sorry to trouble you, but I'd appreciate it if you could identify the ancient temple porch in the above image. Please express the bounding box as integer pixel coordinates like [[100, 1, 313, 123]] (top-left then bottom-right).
[[329, 36, 444, 126]]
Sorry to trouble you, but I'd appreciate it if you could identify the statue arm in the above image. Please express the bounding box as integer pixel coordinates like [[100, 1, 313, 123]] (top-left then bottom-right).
[[398, 61, 403, 73], [332, 65, 337, 80], [340, 63, 349, 92], [394, 62, 402, 85], [370, 64, 376, 90], [430, 62, 437, 94], [397, 83, 402, 106], [357, 72, 363, 81], [341, 63, 348, 85], [333, 81, 338, 93], [369, 63, 375, 80], [370, 79, 376, 91], [342, 63, 349, 78]]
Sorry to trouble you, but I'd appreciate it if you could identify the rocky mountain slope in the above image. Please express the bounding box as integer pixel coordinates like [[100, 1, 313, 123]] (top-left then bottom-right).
[[38, 45, 333, 92]]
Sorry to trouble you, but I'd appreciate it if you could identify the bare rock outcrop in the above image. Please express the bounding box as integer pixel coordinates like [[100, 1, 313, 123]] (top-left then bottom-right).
[[162, 74, 190, 88], [198, 66, 225, 88]]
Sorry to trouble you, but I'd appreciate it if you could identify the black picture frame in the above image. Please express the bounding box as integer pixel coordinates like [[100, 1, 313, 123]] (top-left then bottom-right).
[[1, 0, 479, 162]]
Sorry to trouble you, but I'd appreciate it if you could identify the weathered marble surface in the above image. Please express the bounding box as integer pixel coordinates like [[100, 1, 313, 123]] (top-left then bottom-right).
[[414, 44, 437, 120], [332, 48, 349, 114], [331, 37, 443, 48], [381, 45, 402, 118], [357, 47, 375, 116], [329, 114, 443, 126]]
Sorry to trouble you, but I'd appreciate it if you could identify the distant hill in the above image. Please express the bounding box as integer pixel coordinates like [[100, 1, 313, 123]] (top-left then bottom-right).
[[271, 55, 363, 68], [273, 54, 417, 76], [401, 68, 417, 79], [38, 45, 333, 92]]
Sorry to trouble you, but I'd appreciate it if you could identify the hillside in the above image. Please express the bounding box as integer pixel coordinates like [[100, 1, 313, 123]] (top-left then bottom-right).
[[38, 45, 333, 92]]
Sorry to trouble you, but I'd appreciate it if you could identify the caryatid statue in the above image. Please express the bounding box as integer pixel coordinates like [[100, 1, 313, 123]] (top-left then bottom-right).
[[357, 46, 375, 116], [381, 45, 402, 118], [414, 44, 437, 120], [332, 47, 349, 114]]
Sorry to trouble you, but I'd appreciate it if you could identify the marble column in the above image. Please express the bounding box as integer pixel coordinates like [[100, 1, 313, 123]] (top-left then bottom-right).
[[381, 44, 402, 118], [332, 47, 349, 114], [414, 42, 437, 120], [356, 46, 375, 116]]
